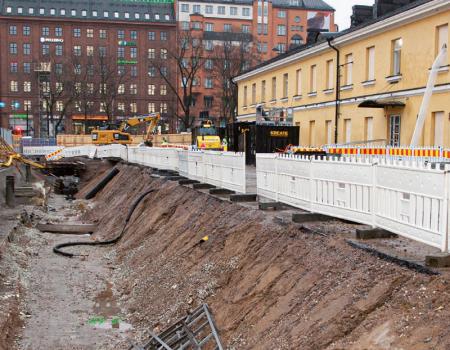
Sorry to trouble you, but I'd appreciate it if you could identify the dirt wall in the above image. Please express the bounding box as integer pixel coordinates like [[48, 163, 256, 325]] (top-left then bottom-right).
[[85, 163, 450, 349]]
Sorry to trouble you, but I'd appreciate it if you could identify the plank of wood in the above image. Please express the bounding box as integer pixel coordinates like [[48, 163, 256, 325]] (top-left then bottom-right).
[[36, 223, 97, 234]]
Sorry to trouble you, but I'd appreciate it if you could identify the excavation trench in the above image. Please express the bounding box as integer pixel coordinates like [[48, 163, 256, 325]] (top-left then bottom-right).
[[74, 162, 450, 349]]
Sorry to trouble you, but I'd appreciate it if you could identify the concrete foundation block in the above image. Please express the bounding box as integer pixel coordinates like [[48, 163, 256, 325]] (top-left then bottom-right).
[[193, 183, 216, 190], [292, 212, 334, 223], [179, 179, 200, 185], [230, 194, 257, 202], [209, 188, 235, 195], [355, 227, 398, 240], [425, 253, 450, 268], [259, 202, 284, 210], [165, 176, 186, 181]]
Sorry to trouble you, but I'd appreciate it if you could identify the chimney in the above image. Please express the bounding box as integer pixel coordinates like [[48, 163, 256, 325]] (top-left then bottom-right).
[[351, 5, 374, 27], [373, 0, 418, 18]]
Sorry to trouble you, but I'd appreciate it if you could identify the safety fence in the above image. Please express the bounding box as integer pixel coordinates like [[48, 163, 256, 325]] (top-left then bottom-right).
[[0, 128, 13, 146], [93, 145, 246, 193], [257, 153, 449, 252]]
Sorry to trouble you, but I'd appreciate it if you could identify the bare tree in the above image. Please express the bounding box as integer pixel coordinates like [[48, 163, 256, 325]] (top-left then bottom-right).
[[211, 36, 260, 124], [154, 30, 206, 131]]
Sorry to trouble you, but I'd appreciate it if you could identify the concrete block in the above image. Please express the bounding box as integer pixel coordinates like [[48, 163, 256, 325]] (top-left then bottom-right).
[[165, 176, 186, 181], [230, 194, 257, 202], [258, 202, 284, 210], [179, 179, 200, 185], [193, 183, 216, 190], [425, 253, 450, 268], [355, 227, 398, 240], [209, 188, 235, 195], [292, 212, 334, 223]]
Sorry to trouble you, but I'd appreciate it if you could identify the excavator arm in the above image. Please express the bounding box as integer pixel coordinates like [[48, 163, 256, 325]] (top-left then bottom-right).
[[0, 136, 45, 169]]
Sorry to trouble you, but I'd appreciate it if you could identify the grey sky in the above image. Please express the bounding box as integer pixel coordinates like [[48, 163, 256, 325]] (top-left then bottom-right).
[[326, 0, 375, 30]]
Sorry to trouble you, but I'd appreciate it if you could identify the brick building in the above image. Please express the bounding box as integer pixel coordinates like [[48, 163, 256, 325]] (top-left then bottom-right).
[[176, 0, 335, 127], [0, 0, 177, 137]]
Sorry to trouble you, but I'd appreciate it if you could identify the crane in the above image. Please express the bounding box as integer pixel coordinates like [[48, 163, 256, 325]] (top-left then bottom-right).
[[91, 113, 161, 145]]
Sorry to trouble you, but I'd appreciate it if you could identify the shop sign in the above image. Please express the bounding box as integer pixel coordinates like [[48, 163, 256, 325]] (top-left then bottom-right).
[[40, 37, 64, 43], [118, 41, 137, 46], [270, 130, 289, 138]]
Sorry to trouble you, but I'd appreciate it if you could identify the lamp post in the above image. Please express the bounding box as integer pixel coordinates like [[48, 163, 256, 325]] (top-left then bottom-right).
[[0, 101, 5, 129]]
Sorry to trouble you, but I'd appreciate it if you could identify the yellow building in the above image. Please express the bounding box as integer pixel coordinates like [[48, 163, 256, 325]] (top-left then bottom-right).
[[234, 0, 450, 147]]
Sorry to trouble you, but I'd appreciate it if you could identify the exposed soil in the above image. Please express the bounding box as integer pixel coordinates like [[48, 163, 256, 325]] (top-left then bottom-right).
[[2, 160, 450, 349], [82, 163, 450, 349]]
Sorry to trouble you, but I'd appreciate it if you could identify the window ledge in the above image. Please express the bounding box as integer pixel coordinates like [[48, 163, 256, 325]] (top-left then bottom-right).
[[269, 99, 277, 104], [386, 74, 402, 83], [249, 104, 256, 108], [340, 84, 353, 91], [323, 88, 334, 94], [243, 106, 247, 110], [362, 79, 376, 86], [280, 97, 288, 102], [293, 95, 302, 100], [429, 65, 449, 73], [307, 92, 317, 97]]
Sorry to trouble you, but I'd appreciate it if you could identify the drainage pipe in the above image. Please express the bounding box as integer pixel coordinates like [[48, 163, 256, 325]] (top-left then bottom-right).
[[84, 167, 120, 200], [327, 38, 341, 144]]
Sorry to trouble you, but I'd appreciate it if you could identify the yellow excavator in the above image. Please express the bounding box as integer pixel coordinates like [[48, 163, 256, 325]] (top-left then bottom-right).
[[91, 113, 161, 145]]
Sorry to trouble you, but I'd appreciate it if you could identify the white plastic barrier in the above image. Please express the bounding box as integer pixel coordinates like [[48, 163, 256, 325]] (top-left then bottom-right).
[[23, 146, 62, 156], [62, 145, 98, 159], [257, 154, 450, 252], [126, 147, 179, 171], [202, 151, 246, 193], [96, 144, 127, 160]]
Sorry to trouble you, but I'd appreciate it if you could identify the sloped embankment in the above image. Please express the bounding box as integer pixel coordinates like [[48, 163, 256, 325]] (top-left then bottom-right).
[[86, 163, 450, 349]]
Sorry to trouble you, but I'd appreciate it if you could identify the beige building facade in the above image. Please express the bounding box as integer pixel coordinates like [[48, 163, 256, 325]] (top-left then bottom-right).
[[234, 0, 450, 148]]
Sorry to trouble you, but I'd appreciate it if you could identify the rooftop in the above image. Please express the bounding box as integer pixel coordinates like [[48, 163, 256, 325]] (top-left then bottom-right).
[[0, 0, 176, 23]]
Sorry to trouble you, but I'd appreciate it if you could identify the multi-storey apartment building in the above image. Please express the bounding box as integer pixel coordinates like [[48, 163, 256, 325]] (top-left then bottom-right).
[[176, 0, 335, 128], [235, 0, 450, 147], [0, 0, 176, 137]]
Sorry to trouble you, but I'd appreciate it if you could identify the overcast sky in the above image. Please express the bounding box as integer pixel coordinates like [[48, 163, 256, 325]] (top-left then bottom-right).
[[326, 0, 375, 30]]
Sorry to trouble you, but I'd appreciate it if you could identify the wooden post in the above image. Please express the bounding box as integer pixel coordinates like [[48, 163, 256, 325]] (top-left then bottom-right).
[[5, 175, 15, 207]]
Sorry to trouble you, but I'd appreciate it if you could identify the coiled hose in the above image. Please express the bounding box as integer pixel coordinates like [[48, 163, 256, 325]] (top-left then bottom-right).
[[53, 189, 155, 258]]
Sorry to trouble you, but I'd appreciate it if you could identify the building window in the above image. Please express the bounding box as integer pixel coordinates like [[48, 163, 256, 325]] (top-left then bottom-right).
[[204, 40, 213, 51], [40, 8, 45, 15], [73, 28, 81, 37], [24, 63, 31, 74], [295, 69, 302, 95], [224, 24, 232, 32], [125, 12, 130, 19], [130, 66, 137, 77], [310, 65, 317, 92], [55, 63, 63, 75], [205, 78, 213, 89], [161, 67, 168, 77], [117, 103, 125, 112], [9, 43, 17, 54], [131, 31, 137, 40], [391, 39, 402, 75], [218, 6, 225, 15], [242, 25, 250, 33], [56, 45, 63, 56], [10, 81, 18, 92], [242, 8, 250, 16], [82, 9, 87, 17], [87, 65, 94, 76], [114, 12, 119, 18], [160, 85, 167, 95], [160, 103, 168, 113], [278, 10, 286, 18], [277, 25, 286, 36], [181, 21, 189, 30], [10, 63, 18, 73], [147, 102, 155, 113], [71, 9, 76, 16], [118, 65, 125, 75], [181, 4, 189, 12], [92, 10, 98, 17], [326, 59, 334, 90], [230, 7, 237, 15], [148, 48, 155, 59], [204, 96, 213, 108], [42, 44, 50, 55], [60, 9, 66, 15], [74, 64, 81, 75], [345, 53, 353, 85], [99, 47, 107, 57], [436, 24, 448, 61], [148, 31, 155, 40], [205, 5, 213, 14], [23, 26, 31, 36], [193, 4, 201, 13], [257, 42, 268, 53], [23, 43, 31, 55], [103, 11, 109, 17], [87, 46, 94, 56], [118, 30, 125, 39], [366, 46, 375, 81], [243, 86, 248, 106], [6, 6, 11, 13], [87, 29, 94, 38], [118, 47, 125, 58], [23, 81, 31, 92], [130, 84, 137, 94], [205, 59, 213, 70], [73, 45, 81, 56], [9, 25, 17, 35], [24, 100, 32, 111], [205, 23, 214, 31], [389, 115, 401, 147], [161, 49, 168, 59], [130, 47, 137, 58], [100, 29, 107, 39], [148, 66, 156, 77], [271, 77, 276, 100], [344, 119, 352, 143], [41, 27, 49, 37], [250, 83, 256, 104], [276, 43, 286, 53], [364, 117, 373, 141], [29, 8, 34, 15], [192, 21, 201, 30], [282, 73, 288, 98], [55, 27, 63, 37], [148, 84, 155, 95], [155, 14, 160, 20]]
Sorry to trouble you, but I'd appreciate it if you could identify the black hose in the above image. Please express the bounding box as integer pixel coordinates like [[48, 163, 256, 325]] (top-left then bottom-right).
[[85, 167, 120, 200], [53, 189, 155, 258]]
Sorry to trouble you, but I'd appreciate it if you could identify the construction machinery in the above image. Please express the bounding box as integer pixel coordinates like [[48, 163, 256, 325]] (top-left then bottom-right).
[[91, 113, 160, 146], [193, 120, 222, 150], [0, 135, 44, 169]]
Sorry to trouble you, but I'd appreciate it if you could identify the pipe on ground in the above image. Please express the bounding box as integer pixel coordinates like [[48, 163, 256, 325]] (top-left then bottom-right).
[[84, 167, 120, 200]]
